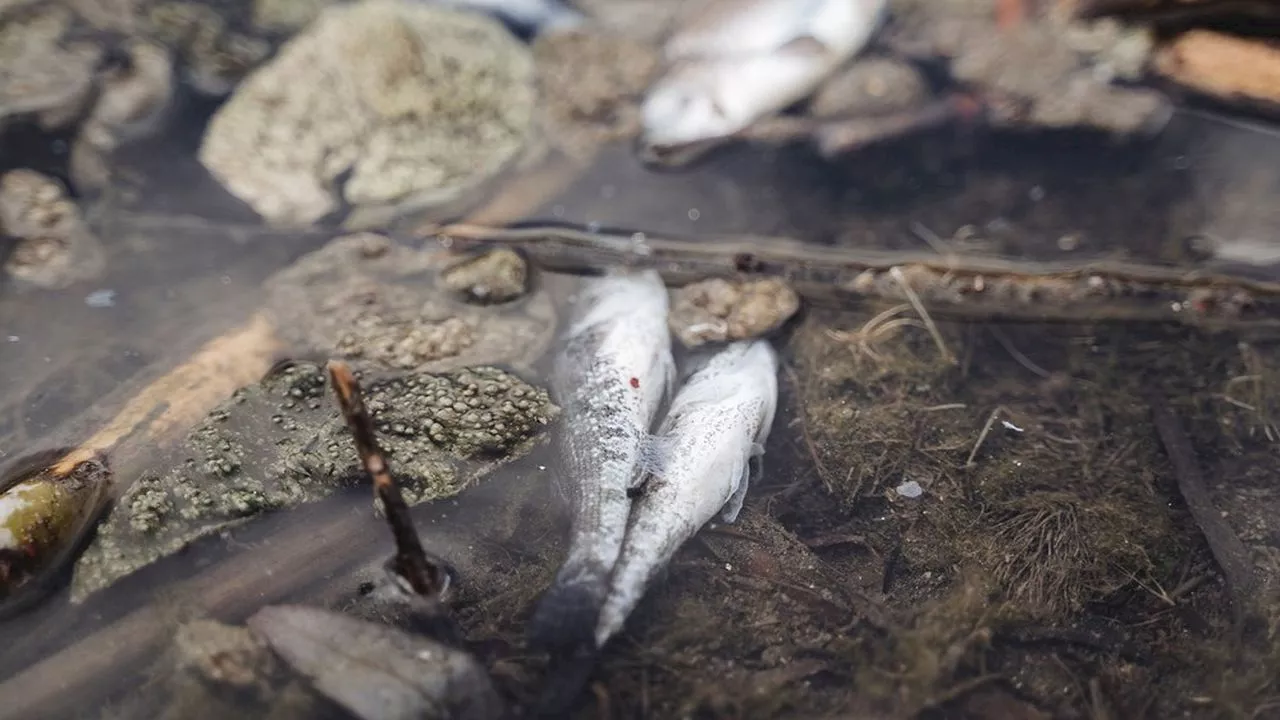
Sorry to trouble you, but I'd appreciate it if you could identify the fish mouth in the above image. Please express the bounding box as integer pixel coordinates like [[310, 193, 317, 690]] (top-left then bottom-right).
[[634, 134, 726, 170]]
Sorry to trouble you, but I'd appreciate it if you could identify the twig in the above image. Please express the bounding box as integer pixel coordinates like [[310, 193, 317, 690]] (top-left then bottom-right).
[[326, 361, 450, 599], [1147, 394, 1259, 620], [966, 407, 1007, 468], [425, 222, 1280, 332], [988, 325, 1053, 379], [998, 625, 1148, 663], [784, 363, 831, 486], [891, 266, 955, 364]]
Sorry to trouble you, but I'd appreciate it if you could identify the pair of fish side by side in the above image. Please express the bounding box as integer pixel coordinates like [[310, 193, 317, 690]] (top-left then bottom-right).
[[528, 269, 780, 664]]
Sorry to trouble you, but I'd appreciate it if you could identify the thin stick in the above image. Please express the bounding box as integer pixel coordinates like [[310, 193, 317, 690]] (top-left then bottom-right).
[[326, 360, 448, 599], [891, 266, 956, 364], [988, 325, 1053, 379], [1147, 394, 1259, 621], [966, 407, 1005, 468], [424, 223, 1280, 332]]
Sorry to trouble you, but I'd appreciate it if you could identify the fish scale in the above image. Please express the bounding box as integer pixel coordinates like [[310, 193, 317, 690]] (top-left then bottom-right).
[[527, 270, 674, 659], [594, 339, 779, 649]]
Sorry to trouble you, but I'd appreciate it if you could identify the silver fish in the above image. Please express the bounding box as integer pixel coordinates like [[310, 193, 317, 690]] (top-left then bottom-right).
[[528, 270, 675, 655], [426, 0, 585, 33], [641, 0, 888, 148], [594, 339, 778, 648]]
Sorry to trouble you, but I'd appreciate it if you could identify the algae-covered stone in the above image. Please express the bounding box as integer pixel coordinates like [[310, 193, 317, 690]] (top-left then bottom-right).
[[441, 249, 527, 304], [533, 27, 659, 159], [69, 38, 175, 192], [0, 169, 106, 289], [0, 3, 101, 131], [71, 361, 557, 602], [809, 58, 929, 119], [265, 234, 558, 375], [251, 0, 339, 33], [144, 1, 272, 96], [198, 0, 537, 227], [668, 277, 800, 349]]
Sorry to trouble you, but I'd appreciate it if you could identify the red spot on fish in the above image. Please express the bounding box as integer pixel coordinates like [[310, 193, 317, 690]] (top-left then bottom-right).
[[630, 377, 640, 389]]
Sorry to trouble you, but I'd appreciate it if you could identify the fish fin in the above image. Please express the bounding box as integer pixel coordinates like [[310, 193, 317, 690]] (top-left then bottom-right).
[[637, 432, 677, 482], [720, 457, 753, 524], [776, 34, 831, 58], [662, 351, 678, 408], [626, 471, 650, 495]]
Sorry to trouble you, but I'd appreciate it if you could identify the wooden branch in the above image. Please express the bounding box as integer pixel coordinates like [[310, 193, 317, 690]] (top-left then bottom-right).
[[1148, 395, 1259, 618], [425, 222, 1280, 332], [326, 361, 449, 600]]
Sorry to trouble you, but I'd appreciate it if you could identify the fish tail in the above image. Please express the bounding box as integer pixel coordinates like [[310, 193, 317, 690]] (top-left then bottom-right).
[[527, 563, 609, 656]]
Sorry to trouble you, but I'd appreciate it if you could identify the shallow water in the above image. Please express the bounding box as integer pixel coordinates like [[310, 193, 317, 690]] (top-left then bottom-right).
[[2, 101, 1280, 719]]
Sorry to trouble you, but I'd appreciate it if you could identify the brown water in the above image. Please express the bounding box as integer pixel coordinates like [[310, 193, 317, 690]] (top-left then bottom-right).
[[2, 105, 1280, 719]]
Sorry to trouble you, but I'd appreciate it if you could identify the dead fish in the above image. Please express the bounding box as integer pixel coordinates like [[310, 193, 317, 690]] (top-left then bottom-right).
[[426, 0, 585, 33], [0, 450, 111, 619], [247, 605, 504, 720], [641, 0, 888, 149], [527, 270, 675, 657], [594, 339, 778, 647]]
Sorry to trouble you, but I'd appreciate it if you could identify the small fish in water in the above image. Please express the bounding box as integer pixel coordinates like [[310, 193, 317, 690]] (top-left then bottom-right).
[[426, 0, 585, 33], [594, 339, 779, 648], [641, 0, 888, 150], [0, 450, 111, 619], [528, 269, 675, 657]]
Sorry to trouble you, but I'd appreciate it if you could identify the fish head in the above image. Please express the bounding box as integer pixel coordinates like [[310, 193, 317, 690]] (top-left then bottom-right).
[[641, 65, 741, 149]]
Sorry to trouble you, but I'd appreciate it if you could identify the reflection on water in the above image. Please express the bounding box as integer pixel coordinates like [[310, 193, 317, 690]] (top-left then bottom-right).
[[2, 105, 1280, 719]]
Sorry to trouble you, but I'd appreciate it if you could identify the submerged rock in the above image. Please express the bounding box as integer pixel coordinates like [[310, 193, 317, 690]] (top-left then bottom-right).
[[440, 248, 527, 305], [198, 0, 538, 227], [114, 618, 347, 720], [0, 169, 106, 289], [71, 360, 557, 602], [250, 0, 342, 33], [533, 26, 660, 159], [668, 277, 800, 348], [70, 38, 176, 192], [887, 0, 1168, 134], [808, 57, 930, 119], [142, 1, 273, 96], [265, 233, 558, 375], [248, 605, 504, 720], [0, 3, 101, 132]]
